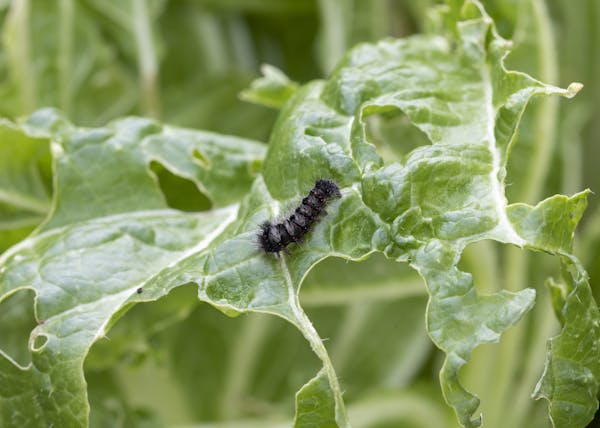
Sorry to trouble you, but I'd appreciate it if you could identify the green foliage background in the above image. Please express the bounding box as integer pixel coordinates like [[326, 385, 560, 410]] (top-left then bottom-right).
[[0, 1, 599, 428]]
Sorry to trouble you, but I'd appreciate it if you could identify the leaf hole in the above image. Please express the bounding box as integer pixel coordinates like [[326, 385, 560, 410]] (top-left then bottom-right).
[[31, 333, 49, 352], [365, 108, 431, 163], [86, 284, 200, 370], [301, 254, 430, 397], [86, 287, 324, 421], [0, 288, 38, 365], [149, 161, 212, 212]]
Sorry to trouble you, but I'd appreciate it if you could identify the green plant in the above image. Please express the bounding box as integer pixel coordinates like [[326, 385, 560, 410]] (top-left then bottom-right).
[[0, 1, 599, 428]]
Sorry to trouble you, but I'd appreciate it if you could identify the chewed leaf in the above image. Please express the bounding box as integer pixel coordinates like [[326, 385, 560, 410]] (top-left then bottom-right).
[[507, 192, 599, 427], [21, 109, 266, 231], [244, 0, 595, 426], [1, 1, 599, 428], [533, 256, 600, 427], [507, 191, 589, 253], [412, 241, 536, 427], [0, 111, 266, 427], [0, 208, 237, 427]]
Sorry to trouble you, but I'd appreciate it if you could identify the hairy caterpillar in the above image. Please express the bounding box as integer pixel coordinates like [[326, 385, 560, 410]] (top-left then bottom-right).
[[257, 179, 341, 255]]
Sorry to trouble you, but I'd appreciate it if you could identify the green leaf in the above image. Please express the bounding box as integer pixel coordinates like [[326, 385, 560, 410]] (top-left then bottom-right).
[[21, 108, 265, 230], [240, 65, 299, 109], [506, 191, 600, 426], [135, 175, 368, 426], [245, 0, 595, 426], [0, 119, 51, 251], [0, 207, 237, 427], [507, 191, 589, 254], [532, 258, 600, 427], [294, 368, 337, 428], [0, 111, 265, 428], [1, 1, 599, 428]]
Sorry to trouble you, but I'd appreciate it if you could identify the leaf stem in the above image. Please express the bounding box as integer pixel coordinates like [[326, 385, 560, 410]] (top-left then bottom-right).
[[487, 247, 528, 428], [132, 0, 160, 118], [226, 15, 256, 72], [459, 241, 502, 401], [317, 0, 350, 73], [346, 391, 449, 428], [219, 313, 271, 420], [173, 390, 450, 428], [292, 304, 349, 427], [58, 0, 74, 116], [5, 0, 36, 113], [282, 259, 349, 427], [517, 0, 559, 205], [191, 7, 228, 74], [502, 288, 559, 428], [0, 189, 50, 214], [578, 204, 600, 266], [330, 302, 371, 373]]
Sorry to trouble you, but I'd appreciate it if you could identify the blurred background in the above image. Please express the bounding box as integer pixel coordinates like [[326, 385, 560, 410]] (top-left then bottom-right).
[[0, 1, 598, 427]]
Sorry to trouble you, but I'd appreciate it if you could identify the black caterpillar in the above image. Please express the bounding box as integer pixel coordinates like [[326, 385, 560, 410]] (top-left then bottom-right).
[[258, 179, 341, 255]]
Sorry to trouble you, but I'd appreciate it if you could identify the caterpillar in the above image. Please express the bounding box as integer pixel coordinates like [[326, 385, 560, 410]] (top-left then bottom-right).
[[257, 179, 341, 255]]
